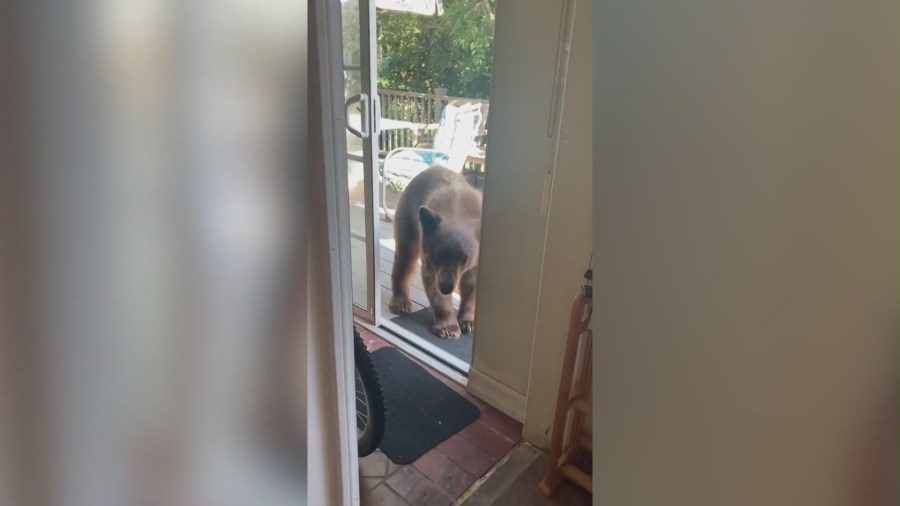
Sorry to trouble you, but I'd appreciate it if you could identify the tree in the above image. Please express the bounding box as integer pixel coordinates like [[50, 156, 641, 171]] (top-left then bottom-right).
[[376, 0, 495, 99]]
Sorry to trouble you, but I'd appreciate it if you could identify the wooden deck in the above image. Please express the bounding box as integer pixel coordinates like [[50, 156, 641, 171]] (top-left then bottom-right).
[[349, 202, 460, 319]]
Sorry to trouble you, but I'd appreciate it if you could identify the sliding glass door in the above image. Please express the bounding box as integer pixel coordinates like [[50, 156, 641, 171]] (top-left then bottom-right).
[[340, 0, 381, 321]]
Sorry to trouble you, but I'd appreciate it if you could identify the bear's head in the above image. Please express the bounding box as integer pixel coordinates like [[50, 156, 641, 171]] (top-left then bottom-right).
[[418, 205, 479, 295]]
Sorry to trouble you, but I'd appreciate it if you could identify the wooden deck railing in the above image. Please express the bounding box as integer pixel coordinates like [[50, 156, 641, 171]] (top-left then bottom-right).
[[377, 88, 489, 159]]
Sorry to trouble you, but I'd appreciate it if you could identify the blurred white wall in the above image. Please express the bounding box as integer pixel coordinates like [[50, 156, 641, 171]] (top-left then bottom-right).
[[592, 0, 898, 504], [1, 1, 309, 504]]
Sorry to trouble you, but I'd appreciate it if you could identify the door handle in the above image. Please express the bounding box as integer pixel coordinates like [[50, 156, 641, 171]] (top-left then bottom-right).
[[345, 93, 370, 139], [373, 94, 381, 136]]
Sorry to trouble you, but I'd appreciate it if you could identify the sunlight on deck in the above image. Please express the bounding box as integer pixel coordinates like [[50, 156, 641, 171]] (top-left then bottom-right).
[[379, 237, 396, 252]]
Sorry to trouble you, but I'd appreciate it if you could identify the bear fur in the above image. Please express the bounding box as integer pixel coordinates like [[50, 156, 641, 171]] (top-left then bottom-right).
[[388, 165, 482, 339]]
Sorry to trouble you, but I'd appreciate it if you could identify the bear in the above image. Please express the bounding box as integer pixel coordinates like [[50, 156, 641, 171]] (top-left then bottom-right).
[[388, 165, 482, 339]]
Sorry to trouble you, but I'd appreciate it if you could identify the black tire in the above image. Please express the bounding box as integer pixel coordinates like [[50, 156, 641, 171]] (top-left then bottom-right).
[[354, 326, 385, 457]]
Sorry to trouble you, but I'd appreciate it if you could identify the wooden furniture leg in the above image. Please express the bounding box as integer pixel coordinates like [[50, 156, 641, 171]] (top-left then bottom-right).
[[539, 271, 593, 497]]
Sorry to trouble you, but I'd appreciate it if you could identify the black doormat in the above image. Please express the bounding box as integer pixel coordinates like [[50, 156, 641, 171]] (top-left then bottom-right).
[[372, 347, 481, 464], [390, 308, 474, 364]]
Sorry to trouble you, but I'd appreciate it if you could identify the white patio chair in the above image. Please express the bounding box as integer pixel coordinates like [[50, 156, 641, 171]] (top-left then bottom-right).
[[378, 102, 483, 220]]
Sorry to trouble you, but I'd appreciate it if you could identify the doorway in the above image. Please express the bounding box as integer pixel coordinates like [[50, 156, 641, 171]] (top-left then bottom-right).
[[341, 0, 496, 374], [318, 0, 589, 502]]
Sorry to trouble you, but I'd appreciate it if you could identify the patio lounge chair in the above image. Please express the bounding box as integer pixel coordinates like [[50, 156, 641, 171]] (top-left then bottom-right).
[[379, 102, 484, 219]]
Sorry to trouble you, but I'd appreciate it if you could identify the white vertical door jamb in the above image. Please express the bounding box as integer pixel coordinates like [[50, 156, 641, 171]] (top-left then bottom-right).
[[316, 0, 360, 503]]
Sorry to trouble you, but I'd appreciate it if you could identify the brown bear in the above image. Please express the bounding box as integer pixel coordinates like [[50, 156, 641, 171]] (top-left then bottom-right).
[[388, 165, 482, 339]]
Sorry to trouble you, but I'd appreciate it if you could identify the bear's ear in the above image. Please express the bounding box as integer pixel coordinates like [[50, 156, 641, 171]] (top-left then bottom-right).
[[418, 206, 442, 236]]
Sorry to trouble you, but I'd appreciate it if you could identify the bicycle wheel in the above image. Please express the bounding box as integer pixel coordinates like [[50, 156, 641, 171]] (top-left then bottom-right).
[[354, 326, 385, 457]]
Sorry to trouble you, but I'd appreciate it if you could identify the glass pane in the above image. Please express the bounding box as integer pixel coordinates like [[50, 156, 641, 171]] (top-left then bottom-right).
[[344, 70, 363, 160], [347, 155, 367, 310], [341, 0, 361, 66], [340, 0, 369, 312]]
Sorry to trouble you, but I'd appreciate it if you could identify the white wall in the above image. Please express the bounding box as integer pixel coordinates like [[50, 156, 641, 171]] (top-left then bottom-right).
[[1, 2, 311, 504], [592, 0, 898, 504], [468, 0, 571, 422], [522, 0, 592, 449]]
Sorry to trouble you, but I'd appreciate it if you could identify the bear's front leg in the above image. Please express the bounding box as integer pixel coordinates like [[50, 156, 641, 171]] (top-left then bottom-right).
[[423, 269, 460, 339], [457, 268, 477, 334]]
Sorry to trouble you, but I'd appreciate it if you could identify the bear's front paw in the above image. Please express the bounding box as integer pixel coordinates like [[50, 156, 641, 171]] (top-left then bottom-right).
[[458, 317, 474, 335], [389, 295, 412, 314], [432, 319, 461, 339]]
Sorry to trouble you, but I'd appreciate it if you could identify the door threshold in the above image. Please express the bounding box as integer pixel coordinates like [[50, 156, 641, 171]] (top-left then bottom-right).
[[354, 320, 469, 387], [379, 319, 471, 373]]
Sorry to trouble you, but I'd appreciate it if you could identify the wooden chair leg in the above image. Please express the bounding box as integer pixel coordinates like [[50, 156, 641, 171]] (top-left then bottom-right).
[[539, 469, 564, 496], [540, 283, 593, 498]]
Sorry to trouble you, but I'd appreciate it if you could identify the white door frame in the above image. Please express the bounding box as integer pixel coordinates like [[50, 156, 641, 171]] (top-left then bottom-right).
[[315, 0, 362, 503], [348, 0, 383, 324]]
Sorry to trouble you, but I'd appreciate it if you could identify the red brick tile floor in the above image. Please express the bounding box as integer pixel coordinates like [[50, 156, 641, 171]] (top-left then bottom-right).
[[356, 326, 523, 505]]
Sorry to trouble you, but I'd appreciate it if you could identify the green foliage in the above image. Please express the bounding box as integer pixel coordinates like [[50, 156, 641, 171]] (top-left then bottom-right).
[[377, 0, 495, 99]]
